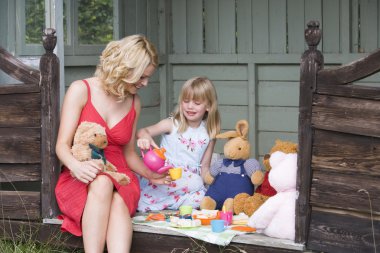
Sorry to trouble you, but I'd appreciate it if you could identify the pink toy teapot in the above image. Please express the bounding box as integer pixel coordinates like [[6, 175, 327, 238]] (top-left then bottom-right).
[[141, 147, 171, 174]]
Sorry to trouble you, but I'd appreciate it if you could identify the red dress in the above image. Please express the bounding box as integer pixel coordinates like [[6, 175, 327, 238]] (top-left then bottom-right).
[[55, 80, 140, 236]]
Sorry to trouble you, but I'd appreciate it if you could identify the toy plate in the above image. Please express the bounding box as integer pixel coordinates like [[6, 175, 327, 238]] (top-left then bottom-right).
[[169, 224, 201, 229]]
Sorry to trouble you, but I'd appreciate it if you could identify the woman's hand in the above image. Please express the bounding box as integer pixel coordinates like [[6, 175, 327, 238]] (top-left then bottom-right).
[[70, 160, 102, 184]]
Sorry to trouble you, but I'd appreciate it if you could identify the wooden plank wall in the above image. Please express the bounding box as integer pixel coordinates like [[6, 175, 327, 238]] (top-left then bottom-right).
[[62, 0, 380, 160], [0, 48, 42, 221], [169, 0, 380, 55], [299, 22, 380, 252], [307, 95, 380, 253], [168, 0, 362, 158], [0, 29, 60, 221]]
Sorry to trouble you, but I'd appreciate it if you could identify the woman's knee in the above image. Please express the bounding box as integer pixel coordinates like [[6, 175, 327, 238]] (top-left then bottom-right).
[[88, 175, 113, 199]]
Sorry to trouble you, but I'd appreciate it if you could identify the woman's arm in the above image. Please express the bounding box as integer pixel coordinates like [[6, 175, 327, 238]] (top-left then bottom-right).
[[55, 80, 102, 183], [136, 117, 173, 150], [200, 139, 216, 180], [125, 96, 169, 184]]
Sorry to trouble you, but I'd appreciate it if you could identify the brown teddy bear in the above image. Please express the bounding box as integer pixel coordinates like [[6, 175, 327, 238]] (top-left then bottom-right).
[[71, 121, 130, 185], [200, 120, 263, 212], [233, 139, 298, 216]]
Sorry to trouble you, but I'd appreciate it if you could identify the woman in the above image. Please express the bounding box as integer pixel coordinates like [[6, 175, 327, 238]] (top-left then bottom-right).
[[55, 34, 168, 252]]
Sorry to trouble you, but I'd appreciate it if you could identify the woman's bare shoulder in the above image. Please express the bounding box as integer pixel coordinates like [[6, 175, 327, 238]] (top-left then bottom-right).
[[64, 79, 88, 106]]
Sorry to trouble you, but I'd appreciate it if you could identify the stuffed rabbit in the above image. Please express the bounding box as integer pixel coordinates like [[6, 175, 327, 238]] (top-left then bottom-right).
[[200, 120, 263, 212]]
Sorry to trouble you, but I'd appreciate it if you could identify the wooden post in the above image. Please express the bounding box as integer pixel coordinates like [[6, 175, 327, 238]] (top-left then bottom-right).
[[296, 21, 324, 243], [40, 28, 60, 219]]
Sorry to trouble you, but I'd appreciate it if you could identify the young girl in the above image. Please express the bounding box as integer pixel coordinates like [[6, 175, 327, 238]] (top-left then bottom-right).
[[137, 76, 221, 211]]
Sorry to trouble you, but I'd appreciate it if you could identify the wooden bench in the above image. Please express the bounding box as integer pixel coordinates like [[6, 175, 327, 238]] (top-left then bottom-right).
[[1, 21, 379, 252], [297, 20, 380, 253], [0, 28, 60, 223]]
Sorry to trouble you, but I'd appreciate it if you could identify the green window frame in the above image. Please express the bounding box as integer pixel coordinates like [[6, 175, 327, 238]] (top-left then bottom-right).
[[14, 0, 120, 56]]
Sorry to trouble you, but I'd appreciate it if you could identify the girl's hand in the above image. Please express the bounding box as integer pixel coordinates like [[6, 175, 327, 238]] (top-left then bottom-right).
[[148, 171, 172, 185], [70, 160, 102, 184], [137, 138, 151, 150], [137, 138, 159, 150]]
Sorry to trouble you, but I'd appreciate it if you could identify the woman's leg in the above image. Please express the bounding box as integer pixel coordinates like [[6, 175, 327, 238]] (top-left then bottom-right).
[[106, 192, 133, 253], [82, 175, 114, 253]]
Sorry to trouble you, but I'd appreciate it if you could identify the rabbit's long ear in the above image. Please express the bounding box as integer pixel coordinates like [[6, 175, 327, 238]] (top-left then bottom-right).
[[216, 131, 238, 139], [236, 120, 249, 140]]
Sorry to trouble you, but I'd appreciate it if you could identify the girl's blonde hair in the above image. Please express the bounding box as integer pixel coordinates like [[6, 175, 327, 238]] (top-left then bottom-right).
[[173, 77, 221, 139], [95, 34, 158, 100]]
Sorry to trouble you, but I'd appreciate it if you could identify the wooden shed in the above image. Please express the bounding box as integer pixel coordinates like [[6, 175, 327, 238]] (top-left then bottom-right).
[[0, 20, 379, 252]]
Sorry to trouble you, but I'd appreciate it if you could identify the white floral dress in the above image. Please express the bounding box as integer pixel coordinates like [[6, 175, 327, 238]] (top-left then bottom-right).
[[138, 119, 209, 212]]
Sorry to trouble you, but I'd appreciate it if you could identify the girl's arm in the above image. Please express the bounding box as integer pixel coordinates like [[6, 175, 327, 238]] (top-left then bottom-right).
[[55, 80, 102, 184], [200, 139, 216, 180], [136, 117, 173, 150], [125, 96, 169, 184]]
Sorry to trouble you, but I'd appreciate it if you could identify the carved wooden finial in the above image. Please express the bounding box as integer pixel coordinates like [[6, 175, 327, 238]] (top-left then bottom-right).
[[305, 20, 321, 49], [42, 28, 57, 53]]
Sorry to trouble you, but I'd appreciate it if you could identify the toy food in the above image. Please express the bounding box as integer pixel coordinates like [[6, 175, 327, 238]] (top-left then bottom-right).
[[230, 226, 256, 232], [170, 217, 201, 228], [232, 212, 249, 225], [192, 209, 219, 225]]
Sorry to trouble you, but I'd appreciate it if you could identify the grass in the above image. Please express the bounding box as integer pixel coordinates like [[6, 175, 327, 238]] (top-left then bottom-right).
[[0, 221, 83, 253], [0, 238, 81, 253]]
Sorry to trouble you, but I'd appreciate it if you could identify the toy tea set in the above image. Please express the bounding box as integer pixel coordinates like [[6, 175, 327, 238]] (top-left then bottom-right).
[[145, 205, 254, 233], [141, 147, 182, 180]]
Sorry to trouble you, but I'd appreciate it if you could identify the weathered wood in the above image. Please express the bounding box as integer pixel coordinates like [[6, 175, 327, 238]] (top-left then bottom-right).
[[0, 84, 40, 94], [0, 164, 40, 182], [317, 83, 380, 100], [296, 20, 323, 244], [0, 93, 41, 127], [312, 129, 380, 176], [131, 232, 301, 253], [40, 28, 60, 219], [0, 28, 60, 221], [0, 128, 40, 163], [308, 209, 380, 253], [317, 48, 380, 85], [0, 47, 40, 84], [312, 94, 380, 137], [0, 220, 304, 252], [310, 170, 380, 214], [300, 19, 380, 253], [0, 191, 40, 220]]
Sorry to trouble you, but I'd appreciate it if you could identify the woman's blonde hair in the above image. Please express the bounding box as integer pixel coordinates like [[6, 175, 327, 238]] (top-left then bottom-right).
[[95, 34, 158, 100], [173, 77, 221, 139]]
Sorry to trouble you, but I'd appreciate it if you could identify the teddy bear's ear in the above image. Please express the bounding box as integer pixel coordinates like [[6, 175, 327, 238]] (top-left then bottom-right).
[[73, 122, 91, 144], [78, 121, 92, 132], [235, 119, 249, 140]]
